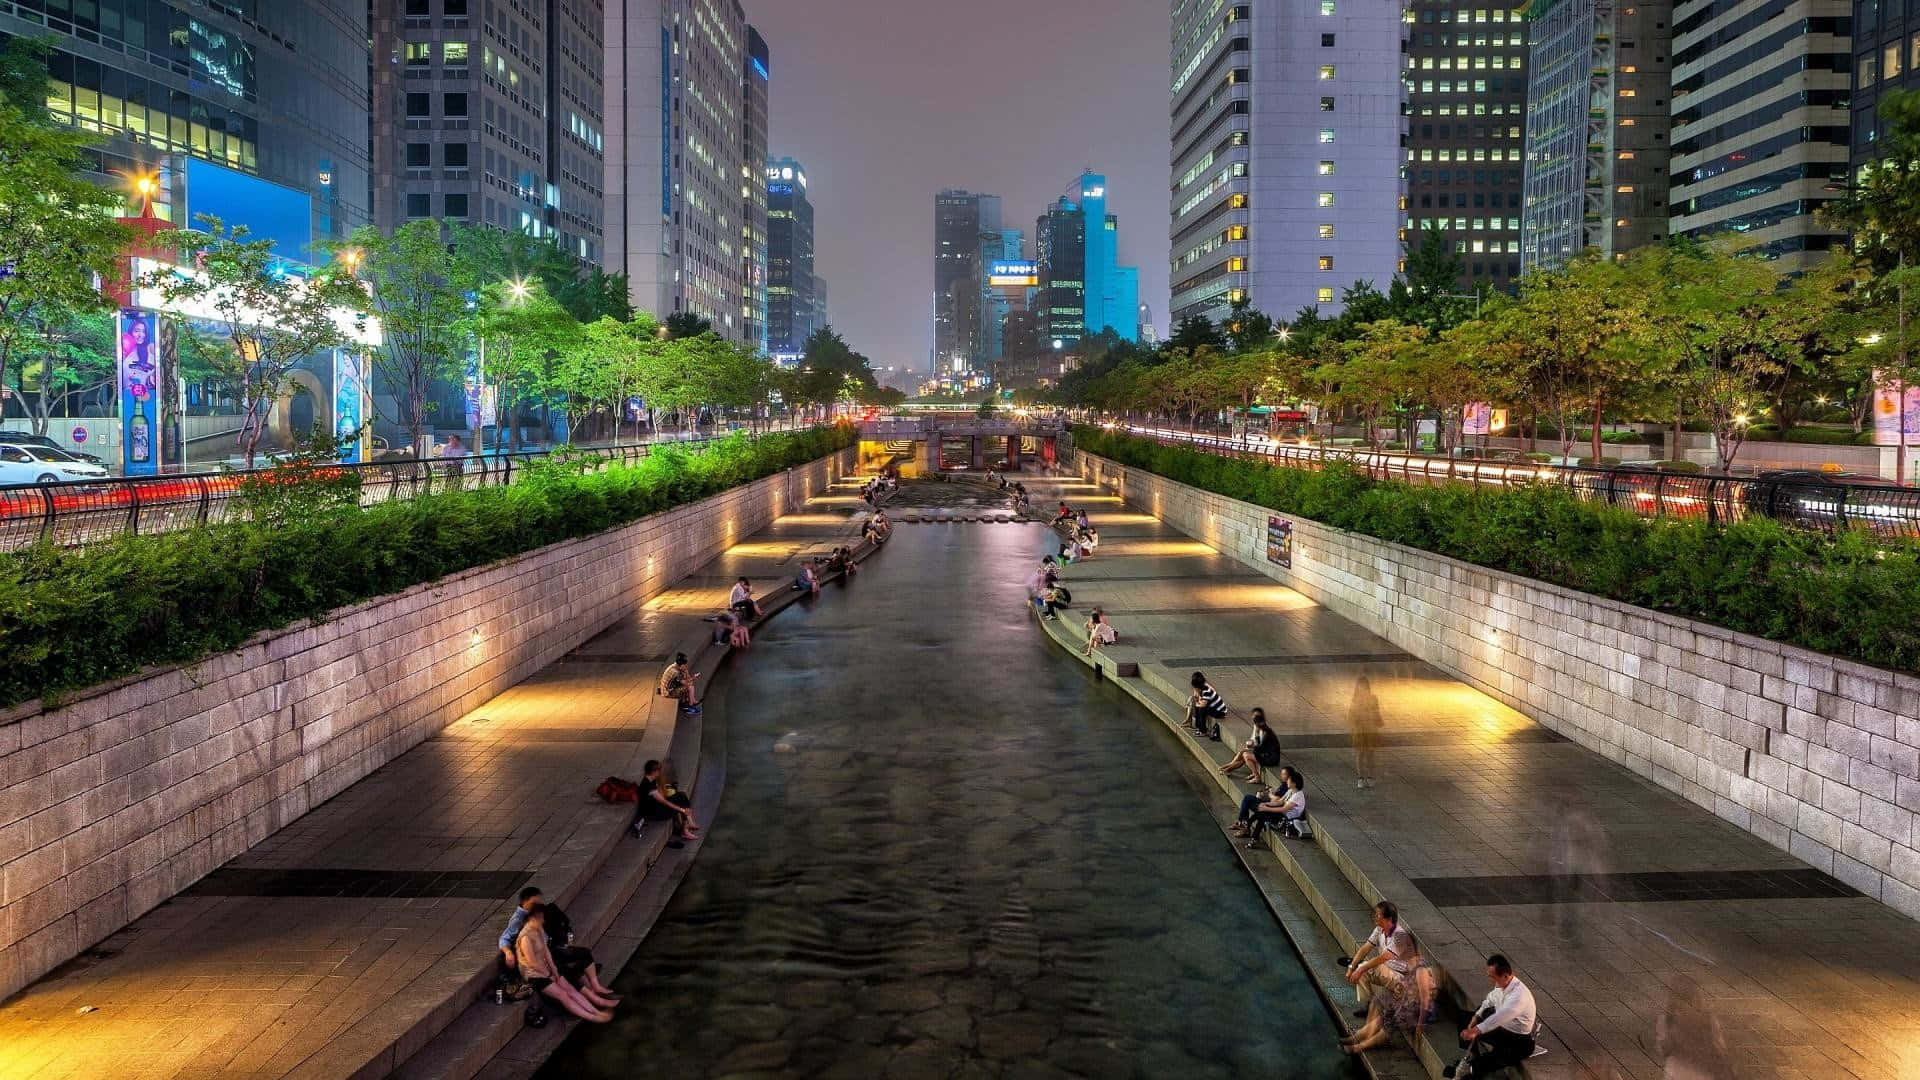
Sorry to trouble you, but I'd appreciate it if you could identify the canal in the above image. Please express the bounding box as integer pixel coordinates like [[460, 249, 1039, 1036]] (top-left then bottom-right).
[[538, 518, 1359, 1079]]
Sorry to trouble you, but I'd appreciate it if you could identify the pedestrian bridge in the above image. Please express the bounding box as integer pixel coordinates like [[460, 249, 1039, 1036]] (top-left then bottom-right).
[[855, 415, 1064, 473]]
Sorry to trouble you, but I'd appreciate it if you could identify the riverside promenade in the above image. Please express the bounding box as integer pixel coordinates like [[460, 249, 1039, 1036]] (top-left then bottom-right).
[[1027, 471, 1920, 1080], [0, 478, 878, 1080]]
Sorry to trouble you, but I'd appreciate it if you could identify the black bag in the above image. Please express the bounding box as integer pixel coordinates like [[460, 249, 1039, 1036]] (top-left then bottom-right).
[[524, 1000, 548, 1028]]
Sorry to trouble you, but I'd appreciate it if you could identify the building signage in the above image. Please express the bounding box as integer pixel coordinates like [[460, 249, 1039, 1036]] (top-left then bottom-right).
[[117, 310, 164, 476], [1266, 516, 1293, 569], [989, 261, 1040, 287]]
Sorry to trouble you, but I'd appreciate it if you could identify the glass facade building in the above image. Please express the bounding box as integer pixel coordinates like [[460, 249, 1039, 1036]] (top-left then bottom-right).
[[1520, 0, 1673, 271], [932, 189, 1000, 376], [1670, 0, 1849, 271], [766, 156, 814, 359], [1405, 1, 1532, 287], [1, 0, 371, 250]]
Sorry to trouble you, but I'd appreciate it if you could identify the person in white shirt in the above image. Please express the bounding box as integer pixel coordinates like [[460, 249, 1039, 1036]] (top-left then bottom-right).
[[729, 577, 762, 621], [1446, 953, 1538, 1078], [1345, 901, 1412, 1016]]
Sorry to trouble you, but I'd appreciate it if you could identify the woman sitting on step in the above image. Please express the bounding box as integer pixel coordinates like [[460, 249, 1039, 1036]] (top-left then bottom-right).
[[515, 905, 616, 1023]]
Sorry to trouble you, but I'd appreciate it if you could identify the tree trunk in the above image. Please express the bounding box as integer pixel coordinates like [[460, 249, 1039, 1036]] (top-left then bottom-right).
[[1590, 400, 1603, 464]]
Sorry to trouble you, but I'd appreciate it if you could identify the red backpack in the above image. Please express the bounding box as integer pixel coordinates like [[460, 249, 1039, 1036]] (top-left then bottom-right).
[[595, 776, 642, 803]]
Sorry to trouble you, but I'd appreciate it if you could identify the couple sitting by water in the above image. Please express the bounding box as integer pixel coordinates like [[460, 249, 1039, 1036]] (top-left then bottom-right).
[[1228, 757, 1309, 843], [862, 510, 891, 546], [498, 886, 621, 1023]]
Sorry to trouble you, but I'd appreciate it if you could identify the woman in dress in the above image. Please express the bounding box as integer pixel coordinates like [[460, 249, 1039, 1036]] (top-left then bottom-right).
[[1340, 932, 1435, 1055]]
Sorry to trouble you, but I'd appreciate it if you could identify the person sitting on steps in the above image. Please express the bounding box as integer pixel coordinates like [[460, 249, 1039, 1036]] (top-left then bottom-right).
[[658, 652, 701, 714], [792, 559, 820, 596], [1082, 609, 1118, 655], [502, 887, 622, 1008], [1221, 707, 1281, 784], [632, 758, 701, 847], [712, 609, 750, 649], [1186, 671, 1228, 740], [514, 904, 615, 1023], [1230, 766, 1307, 841], [729, 577, 763, 620], [1038, 583, 1071, 620]]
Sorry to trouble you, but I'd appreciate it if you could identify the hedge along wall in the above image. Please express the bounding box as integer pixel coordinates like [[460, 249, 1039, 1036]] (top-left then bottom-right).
[[1072, 448, 1920, 921], [0, 448, 853, 1000]]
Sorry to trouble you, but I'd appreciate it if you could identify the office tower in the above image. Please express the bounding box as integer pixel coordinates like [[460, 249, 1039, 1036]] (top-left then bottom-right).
[[812, 274, 829, 330], [1853, 6, 1920, 177], [1170, 0, 1405, 324], [1035, 197, 1087, 357], [933, 190, 1001, 375], [742, 29, 769, 350], [766, 157, 815, 359], [1521, 0, 1673, 271], [1405, 2, 1531, 288], [6, 1, 371, 251], [1667, 2, 1850, 271], [373, 0, 605, 266], [605, 1, 768, 341], [1071, 172, 1143, 340], [984, 227, 1026, 369]]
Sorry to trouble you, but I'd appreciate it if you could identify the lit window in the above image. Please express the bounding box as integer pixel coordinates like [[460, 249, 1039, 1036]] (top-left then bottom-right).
[[405, 42, 431, 65], [1319, 128, 1336, 143], [1620, 64, 1637, 73], [1618, 88, 1636, 98], [1228, 257, 1247, 272], [1318, 192, 1335, 207], [1888, 43, 1905, 81], [1321, 0, 1335, 13], [1319, 160, 1336, 175], [1318, 255, 1334, 271], [1860, 55, 1879, 85], [1229, 225, 1248, 240], [1912, 33, 1920, 69], [1320, 65, 1336, 80], [1616, 184, 1635, 193], [1321, 96, 1336, 111], [443, 41, 469, 66], [1317, 287, 1335, 303], [1318, 224, 1335, 239], [1619, 118, 1636, 127], [1471, 240, 1485, 253], [1615, 218, 1630, 227], [1230, 193, 1249, 208], [1617, 151, 1635, 160]]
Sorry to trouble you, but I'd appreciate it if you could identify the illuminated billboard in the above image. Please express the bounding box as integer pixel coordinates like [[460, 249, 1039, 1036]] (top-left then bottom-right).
[[989, 261, 1039, 287]]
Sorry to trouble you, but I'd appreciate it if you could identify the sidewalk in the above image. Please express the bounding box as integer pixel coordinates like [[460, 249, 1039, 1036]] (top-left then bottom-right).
[[1029, 473, 1920, 1080], [0, 476, 875, 1080]]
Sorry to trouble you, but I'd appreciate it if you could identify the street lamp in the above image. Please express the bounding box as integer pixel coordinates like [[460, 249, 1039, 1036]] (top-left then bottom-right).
[[506, 277, 532, 304]]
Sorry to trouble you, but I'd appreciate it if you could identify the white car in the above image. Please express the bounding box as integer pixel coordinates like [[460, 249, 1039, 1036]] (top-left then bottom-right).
[[0, 442, 111, 485]]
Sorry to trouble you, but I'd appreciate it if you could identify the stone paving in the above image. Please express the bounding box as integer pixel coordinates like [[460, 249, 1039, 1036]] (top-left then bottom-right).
[[1029, 474, 1920, 1080], [0, 478, 875, 1080]]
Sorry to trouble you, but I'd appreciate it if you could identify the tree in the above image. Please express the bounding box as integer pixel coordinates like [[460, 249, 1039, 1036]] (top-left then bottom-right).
[[1319, 320, 1426, 446], [1223, 296, 1275, 353], [0, 39, 133, 416], [465, 278, 577, 449], [10, 307, 116, 435], [1390, 222, 1482, 332], [1167, 314, 1225, 351], [664, 312, 713, 340], [1825, 87, 1920, 483], [147, 218, 363, 467], [1493, 257, 1645, 462], [333, 221, 473, 457]]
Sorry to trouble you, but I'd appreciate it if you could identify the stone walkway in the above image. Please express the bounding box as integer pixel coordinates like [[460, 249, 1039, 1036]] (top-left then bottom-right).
[[1030, 473, 1920, 1080], [0, 478, 875, 1080]]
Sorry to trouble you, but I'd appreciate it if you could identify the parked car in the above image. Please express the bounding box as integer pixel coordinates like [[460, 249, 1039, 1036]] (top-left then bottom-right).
[[1744, 469, 1908, 529], [0, 430, 106, 465], [0, 442, 110, 484]]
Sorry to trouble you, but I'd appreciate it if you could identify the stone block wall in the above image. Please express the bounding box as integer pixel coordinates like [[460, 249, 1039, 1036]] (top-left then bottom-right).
[[1074, 450, 1920, 918], [0, 451, 851, 1000]]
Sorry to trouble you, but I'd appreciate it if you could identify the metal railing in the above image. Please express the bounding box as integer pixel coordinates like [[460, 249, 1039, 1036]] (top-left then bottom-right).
[[1107, 426, 1920, 539], [0, 439, 728, 552]]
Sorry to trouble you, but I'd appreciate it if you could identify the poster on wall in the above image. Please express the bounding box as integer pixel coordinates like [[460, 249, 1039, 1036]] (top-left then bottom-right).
[[333, 349, 369, 463], [118, 309, 162, 476], [1266, 515, 1293, 569], [1871, 375, 1920, 445], [1462, 402, 1492, 437]]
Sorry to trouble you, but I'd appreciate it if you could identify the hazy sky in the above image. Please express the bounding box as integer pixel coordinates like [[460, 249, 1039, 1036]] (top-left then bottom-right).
[[745, 0, 1169, 378]]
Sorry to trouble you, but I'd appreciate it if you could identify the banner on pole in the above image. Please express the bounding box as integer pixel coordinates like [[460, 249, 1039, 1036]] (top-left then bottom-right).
[[333, 349, 369, 463], [118, 309, 162, 476]]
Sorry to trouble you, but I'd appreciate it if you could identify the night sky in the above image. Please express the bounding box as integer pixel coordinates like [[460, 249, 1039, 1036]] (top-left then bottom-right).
[[745, 0, 1170, 380]]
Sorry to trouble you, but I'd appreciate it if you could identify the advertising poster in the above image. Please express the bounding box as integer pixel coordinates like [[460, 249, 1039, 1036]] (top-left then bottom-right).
[[1266, 515, 1293, 569], [1490, 408, 1509, 435], [1871, 376, 1920, 445], [464, 351, 484, 433], [158, 319, 181, 467], [1417, 419, 1439, 452], [1463, 401, 1492, 436], [333, 349, 369, 463], [118, 309, 161, 476]]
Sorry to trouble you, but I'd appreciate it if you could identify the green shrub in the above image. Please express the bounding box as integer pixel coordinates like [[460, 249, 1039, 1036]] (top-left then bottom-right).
[[1783, 426, 1872, 446], [1601, 431, 1647, 445], [0, 426, 857, 708], [1072, 425, 1920, 674], [1652, 460, 1704, 474]]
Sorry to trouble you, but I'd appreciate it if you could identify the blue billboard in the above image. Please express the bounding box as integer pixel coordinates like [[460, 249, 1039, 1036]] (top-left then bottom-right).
[[183, 158, 315, 265]]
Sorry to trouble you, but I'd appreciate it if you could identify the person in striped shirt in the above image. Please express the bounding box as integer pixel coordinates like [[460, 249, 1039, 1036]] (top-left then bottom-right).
[[1186, 671, 1227, 739]]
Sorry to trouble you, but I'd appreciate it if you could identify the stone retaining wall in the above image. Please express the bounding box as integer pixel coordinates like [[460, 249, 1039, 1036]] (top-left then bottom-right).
[[0, 450, 852, 1000], [1074, 449, 1920, 919]]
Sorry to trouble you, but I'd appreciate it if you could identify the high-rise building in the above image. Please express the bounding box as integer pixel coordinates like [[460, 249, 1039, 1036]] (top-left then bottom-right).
[[1170, 0, 1404, 324], [373, 0, 605, 266], [1035, 197, 1087, 355], [605, 1, 767, 341], [1405, 2, 1531, 288], [1666, 2, 1850, 270], [1070, 172, 1142, 341], [5, 1, 372, 250], [1853, 5, 1920, 176], [1521, 0, 1673, 271], [766, 157, 815, 359], [932, 190, 1000, 375], [984, 228, 1026, 368], [741, 29, 769, 350]]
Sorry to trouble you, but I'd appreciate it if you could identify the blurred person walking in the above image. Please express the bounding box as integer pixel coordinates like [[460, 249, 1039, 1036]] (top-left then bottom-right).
[[1349, 675, 1382, 789]]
